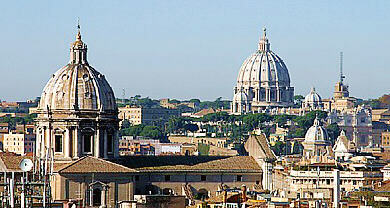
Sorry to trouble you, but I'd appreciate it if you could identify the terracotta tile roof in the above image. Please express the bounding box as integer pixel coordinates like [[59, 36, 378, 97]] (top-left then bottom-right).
[[253, 134, 276, 160], [57, 156, 137, 174], [193, 108, 215, 117], [206, 192, 241, 203], [113, 155, 229, 169], [137, 156, 262, 172], [0, 153, 32, 172], [374, 180, 390, 192]]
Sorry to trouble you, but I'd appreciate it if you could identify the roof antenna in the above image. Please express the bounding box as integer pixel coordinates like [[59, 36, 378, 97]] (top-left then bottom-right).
[[339, 52, 345, 84]]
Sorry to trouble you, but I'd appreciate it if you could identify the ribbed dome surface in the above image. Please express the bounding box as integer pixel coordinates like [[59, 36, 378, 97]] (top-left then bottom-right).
[[40, 65, 116, 111], [304, 87, 322, 103], [39, 30, 116, 112], [304, 117, 329, 142], [236, 29, 291, 88], [236, 50, 291, 87]]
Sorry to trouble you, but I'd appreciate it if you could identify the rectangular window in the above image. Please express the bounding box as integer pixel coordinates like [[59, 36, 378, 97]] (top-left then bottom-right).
[[107, 133, 113, 153], [237, 175, 242, 182], [55, 135, 63, 153], [165, 175, 171, 181], [201, 175, 207, 181], [83, 134, 92, 153]]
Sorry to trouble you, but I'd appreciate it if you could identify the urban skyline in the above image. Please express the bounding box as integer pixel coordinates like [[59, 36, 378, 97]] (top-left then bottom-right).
[[1, 0, 389, 102], [1, 2, 390, 207]]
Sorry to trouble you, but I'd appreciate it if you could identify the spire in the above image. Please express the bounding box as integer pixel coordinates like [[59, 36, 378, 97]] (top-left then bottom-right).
[[70, 19, 88, 64], [258, 27, 271, 52]]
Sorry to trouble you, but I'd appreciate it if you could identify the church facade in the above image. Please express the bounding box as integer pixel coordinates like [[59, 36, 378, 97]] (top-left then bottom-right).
[[232, 28, 294, 114]]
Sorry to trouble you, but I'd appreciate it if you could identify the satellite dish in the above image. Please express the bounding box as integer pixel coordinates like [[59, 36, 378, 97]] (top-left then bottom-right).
[[19, 159, 33, 172]]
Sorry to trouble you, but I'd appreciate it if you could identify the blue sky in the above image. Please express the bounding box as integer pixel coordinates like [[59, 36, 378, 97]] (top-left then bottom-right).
[[0, 0, 389, 101]]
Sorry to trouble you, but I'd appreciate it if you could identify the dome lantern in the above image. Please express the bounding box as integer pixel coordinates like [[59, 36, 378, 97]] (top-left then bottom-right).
[[70, 23, 88, 64], [258, 27, 270, 52]]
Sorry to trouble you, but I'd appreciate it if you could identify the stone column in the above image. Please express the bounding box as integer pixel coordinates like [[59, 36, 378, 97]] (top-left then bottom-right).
[[101, 187, 106, 207], [266, 88, 270, 102], [73, 128, 77, 159], [75, 128, 81, 159], [64, 128, 70, 158], [89, 187, 93, 207], [104, 130, 108, 158], [94, 128, 100, 157], [69, 127, 73, 158], [39, 127, 45, 158], [114, 131, 119, 158]]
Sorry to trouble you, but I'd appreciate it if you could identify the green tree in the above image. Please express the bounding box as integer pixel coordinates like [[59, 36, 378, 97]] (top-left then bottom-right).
[[140, 126, 163, 140], [184, 123, 199, 133], [121, 120, 131, 129], [326, 123, 340, 143], [189, 99, 201, 104], [167, 116, 185, 134], [294, 94, 305, 106], [169, 99, 180, 104], [120, 124, 145, 137], [271, 141, 286, 156]]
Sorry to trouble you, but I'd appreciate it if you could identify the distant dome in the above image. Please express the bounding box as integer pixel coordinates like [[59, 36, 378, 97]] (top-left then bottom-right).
[[304, 87, 322, 103], [232, 28, 294, 114], [39, 30, 116, 112], [304, 117, 329, 142], [236, 28, 291, 88]]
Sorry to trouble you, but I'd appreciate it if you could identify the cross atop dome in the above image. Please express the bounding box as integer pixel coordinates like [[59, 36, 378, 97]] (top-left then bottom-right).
[[258, 27, 270, 52], [76, 19, 81, 41]]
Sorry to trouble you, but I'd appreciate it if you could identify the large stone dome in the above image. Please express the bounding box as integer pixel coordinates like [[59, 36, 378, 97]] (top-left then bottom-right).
[[39, 31, 117, 112], [232, 28, 294, 114], [236, 31, 291, 88], [35, 27, 119, 161]]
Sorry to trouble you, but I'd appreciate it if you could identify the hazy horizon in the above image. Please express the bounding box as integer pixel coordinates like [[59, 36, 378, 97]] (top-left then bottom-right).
[[0, 0, 389, 102]]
